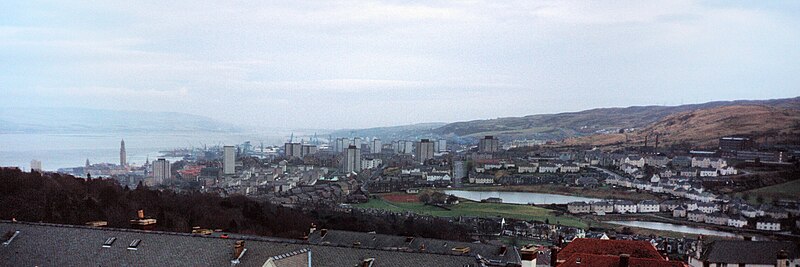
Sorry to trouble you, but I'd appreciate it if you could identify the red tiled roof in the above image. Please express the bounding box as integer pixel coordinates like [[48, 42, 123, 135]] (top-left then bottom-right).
[[558, 239, 663, 261], [559, 253, 687, 267]]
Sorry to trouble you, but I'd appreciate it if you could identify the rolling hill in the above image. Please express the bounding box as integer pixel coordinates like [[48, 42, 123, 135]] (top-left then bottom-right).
[[564, 105, 800, 148], [432, 97, 800, 140]]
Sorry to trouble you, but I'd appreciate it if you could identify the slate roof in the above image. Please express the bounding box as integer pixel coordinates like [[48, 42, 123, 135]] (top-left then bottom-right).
[[0, 221, 481, 267], [557, 238, 663, 261], [698, 240, 799, 265], [307, 229, 520, 265]]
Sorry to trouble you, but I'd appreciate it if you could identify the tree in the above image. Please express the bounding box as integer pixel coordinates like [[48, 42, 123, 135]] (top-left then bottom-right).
[[419, 193, 431, 204]]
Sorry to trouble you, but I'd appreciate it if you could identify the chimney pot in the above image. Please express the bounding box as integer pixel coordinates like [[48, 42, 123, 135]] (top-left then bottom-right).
[[619, 254, 630, 267], [137, 210, 145, 219]]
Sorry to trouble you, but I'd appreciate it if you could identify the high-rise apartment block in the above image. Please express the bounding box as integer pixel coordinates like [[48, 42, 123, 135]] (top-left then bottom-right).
[[153, 158, 171, 184], [478, 136, 500, 153], [415, 139, 435, 163], [223, 146, 236, 175], [342, 145, 362, 173]]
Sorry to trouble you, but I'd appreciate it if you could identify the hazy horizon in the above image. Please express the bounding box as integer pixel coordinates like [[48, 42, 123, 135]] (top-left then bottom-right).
[[3, 1, 799, 129]]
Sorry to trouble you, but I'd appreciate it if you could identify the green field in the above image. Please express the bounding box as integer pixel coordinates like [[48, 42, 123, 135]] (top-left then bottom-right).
[[740, 179, 800, 204], [354, 198, 587, 228]]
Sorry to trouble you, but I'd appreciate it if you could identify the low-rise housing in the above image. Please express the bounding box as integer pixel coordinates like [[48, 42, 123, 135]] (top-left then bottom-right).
[[704, 212, 729, 226], [688, 211, 706, 222], [591, 202, 614, 215], [567, 202, 592, 214], [560, 164, 580, 173], [637, 200, 660, 213], [538, 164, 559, 173], [756, 220, 781, 231], [672, 206, 687, 218], [727, 216, 748, 228], [614, 201, 637, 214]]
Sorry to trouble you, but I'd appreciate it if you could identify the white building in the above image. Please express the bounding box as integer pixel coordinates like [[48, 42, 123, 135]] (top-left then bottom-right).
[[538, 164, 559, 173], [637, 200, 660, 213], [361, 158, 382, 170], [614, 201, 637, 214], [756, 220, 781, 231], [560, 164, 580, 173], [517, 164, 538, 173], [426, 173, 451, 182], [727, 216, 748, 228], [691, 157, 727, 169], [223, 146, 236, 175]]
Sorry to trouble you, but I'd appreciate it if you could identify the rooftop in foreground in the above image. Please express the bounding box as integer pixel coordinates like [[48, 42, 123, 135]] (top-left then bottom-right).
[[0, 220, 511, 267]]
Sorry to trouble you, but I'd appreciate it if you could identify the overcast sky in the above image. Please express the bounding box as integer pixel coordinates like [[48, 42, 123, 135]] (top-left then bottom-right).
[[2, 1, 799, 129]]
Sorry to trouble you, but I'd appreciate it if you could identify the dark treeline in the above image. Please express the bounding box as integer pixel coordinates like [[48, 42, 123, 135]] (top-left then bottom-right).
[[0, 168, 470, 241]]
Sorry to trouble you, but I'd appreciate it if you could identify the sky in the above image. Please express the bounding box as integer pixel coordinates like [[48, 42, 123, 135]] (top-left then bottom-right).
[[1, 0, 799, 130]]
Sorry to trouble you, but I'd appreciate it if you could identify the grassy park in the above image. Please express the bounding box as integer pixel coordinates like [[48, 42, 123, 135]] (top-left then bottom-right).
[[739, 178, 800, 205], [354, 193, 588, 228]]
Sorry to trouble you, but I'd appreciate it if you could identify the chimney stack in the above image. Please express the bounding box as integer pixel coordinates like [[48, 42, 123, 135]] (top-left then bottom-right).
[[520, 245, 537, 267], [137, 210, 145, 219], [777, 250, 789, 267], [233, 240, 245, 260], [655, 134, 659, 151], [618, 254, 630, 267], [550, 247, 559, 267]]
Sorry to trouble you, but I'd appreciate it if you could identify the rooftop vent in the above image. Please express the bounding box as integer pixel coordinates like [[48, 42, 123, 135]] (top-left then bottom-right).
[[128, 239, 141, 250], [2, 231, 20, 246], [102, 237, 116, 248], [451, 247, 471, 254], [361, 258, 375, 267]]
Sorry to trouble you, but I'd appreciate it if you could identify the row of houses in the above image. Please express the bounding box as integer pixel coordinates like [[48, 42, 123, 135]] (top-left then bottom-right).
[[620, 155, 728, 169], [681, 211, 783, 231], [475, 160, 583, 174], [567, 200, 659, 215], [605, 175, 719, 203]]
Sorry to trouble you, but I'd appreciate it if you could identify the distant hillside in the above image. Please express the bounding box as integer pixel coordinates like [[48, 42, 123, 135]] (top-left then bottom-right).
[[432, 97, 800, 140], [0, 107, 241, 134], [564, 105, 800, 148], [328, 122, 447, 140]]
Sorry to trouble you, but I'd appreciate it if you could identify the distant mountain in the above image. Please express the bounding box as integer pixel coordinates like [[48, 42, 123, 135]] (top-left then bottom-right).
[[565, 104, 800, 148], [432, 97, 800, 140], [0, 107, 241, 134], [328, 122, 447, 140]]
